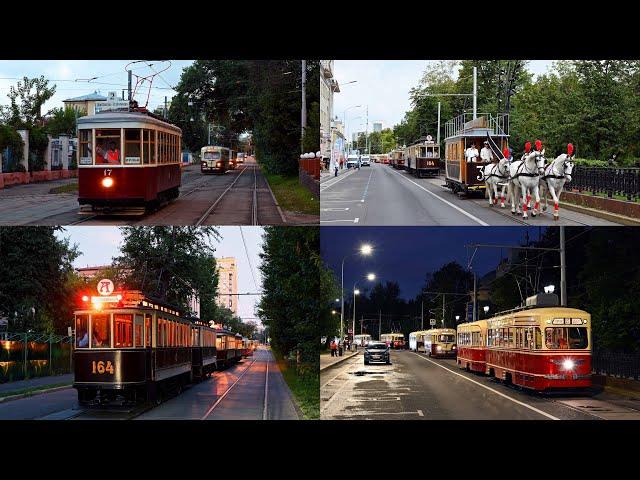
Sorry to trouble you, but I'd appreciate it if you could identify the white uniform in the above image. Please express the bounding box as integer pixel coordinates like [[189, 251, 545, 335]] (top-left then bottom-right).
[[466, 147, 479, 163], [480, 146, 493, 163]]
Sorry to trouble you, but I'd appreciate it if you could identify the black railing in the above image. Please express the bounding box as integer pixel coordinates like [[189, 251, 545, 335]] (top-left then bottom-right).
[[592, 350, 640, 380], [572, 166, 640, 201]]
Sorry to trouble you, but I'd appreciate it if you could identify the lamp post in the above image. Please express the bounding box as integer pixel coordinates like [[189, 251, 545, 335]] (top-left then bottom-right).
[[483, 305, 490, 318], [340, 244, 373, 345], [352, 272, 376, 344]]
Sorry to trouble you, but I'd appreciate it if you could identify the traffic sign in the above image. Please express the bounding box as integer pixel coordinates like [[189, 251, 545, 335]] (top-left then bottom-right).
[[430, 318, 436, 326], [97, 279, 114, 295]]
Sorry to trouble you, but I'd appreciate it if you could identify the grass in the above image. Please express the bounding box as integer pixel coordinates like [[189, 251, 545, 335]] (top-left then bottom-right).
[[49, 183, 78, 194], [263, 173, 319, 216], [0, 382, 71, 400], [272, 351, 319, 419]]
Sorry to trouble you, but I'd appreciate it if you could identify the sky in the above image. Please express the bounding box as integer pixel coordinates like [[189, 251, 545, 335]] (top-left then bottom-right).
[[320, 226, 547, 302], [333, 60, 555, 141], [55, 226, 264, 324], [0, 60, 193, 114]]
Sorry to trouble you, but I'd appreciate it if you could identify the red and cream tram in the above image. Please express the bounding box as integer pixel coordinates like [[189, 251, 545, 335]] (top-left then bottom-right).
[[77, 110, 182, 211], [404, 136, 440, 178], [380, 333, 405, 349], [215, 329, 243, 368], [456, 301, 592, 391], [73, 286, 217, 406], [444, 114, 508, 196], [389, 148, 405, 169], [201, 146, 234, 174]]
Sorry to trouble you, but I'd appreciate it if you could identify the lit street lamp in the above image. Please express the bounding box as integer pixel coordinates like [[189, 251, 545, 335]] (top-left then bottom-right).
[[352, 272, 376, 343], [483, 305, 490, 318], [544, 285, 556, 294], [340, 244, 373, 344]]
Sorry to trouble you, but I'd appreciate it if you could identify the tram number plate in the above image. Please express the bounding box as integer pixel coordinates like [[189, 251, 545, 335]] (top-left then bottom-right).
[[91, 360, 115, 375]]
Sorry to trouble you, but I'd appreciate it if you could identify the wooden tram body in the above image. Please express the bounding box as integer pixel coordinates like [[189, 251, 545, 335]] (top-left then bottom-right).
[[380, 333, 405, 349], [457, 306, 592, 391], [77, 111, 182, 210], [444, 114, 508, 196], [201, 146, 234, 174], [421, 328, 457, 357], [389, 149, 405, 169], [73, 290, 218, 406], [215, 329, 243, 367], [404, 137, 440, 177]]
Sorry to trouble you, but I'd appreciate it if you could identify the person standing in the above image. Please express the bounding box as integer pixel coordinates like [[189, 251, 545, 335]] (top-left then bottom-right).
[[465, 143, 479, 163], [480, 141, 493, 163]]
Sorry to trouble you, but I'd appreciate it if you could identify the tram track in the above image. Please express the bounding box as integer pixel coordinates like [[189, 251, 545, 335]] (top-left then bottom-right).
[[194, 165, 252, 226]]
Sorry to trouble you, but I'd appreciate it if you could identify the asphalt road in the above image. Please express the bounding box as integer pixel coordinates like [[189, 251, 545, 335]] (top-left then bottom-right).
[[0, 158, 286, 226], [320, 350, 640, 420], [0, 348, 299, 420], [320, 163, 618, 226]]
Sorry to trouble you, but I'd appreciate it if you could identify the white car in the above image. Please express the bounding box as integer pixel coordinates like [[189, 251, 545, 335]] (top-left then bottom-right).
[[346, 156, 360, 168], [360, 156, 371, 166]]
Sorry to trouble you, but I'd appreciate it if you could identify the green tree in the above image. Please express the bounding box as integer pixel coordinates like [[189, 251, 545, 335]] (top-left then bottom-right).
[[0, 76, 56, 128], [46, 106, 80, 137], [0, 124, 25, 172]]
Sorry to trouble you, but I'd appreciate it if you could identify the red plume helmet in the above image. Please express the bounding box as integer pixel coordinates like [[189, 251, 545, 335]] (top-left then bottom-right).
[[567, 143, 574, 156], [525, 141, 531, 153], [535, 139, 542, 151], [503, 147, 510, 158]]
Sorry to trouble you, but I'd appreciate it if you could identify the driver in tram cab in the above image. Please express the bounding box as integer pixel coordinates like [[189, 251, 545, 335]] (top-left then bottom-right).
[[105, 141, 120, 164], [480, 141, 493, 163], [77, 329, 89, 348]]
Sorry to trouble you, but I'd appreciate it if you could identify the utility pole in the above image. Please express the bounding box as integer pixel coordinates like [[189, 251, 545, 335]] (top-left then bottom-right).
[[164, 96, 168, 119], [473, 273, 477, 322], [128, 70, 132, 102], [560, 226, 567, 306], [473, 66, 477, 120], [442, 294, 446, 328], [301, 60, 307, 154], [421, 300, 424, 330], [365, 105, 369, 154], [379, 310, 381, 340], [437, 101, 441, 145]]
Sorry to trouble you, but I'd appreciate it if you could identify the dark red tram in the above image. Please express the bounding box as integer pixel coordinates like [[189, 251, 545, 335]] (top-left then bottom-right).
[[77, 110, 182, 211], [73, 287, 217, 406]]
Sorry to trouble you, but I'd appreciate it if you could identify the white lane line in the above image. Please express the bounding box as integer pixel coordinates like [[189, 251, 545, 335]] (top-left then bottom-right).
[[321, 208, 350, 212], [354, 218, 359, 223], [412, 352, 559, 420], [262, 359, 269, 420], [333, 411, 424, 417], [360, 168, 375, 202], [388, 168, 489, 226], [320, 169, 357, 191], [320, 219, 359, 223], [417, 409, 424, 417]]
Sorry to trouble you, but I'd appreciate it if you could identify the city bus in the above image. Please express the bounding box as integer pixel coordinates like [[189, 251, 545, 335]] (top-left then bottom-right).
[[380, 333, 405, 349], [353, 334, 372, 347], [422, 328, 457, 357], [456, 303, 592, 391]]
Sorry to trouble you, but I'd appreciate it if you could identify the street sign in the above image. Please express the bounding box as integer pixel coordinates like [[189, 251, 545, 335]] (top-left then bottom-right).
[[430, 318, 436, 326], [97, 279, 114, 295]]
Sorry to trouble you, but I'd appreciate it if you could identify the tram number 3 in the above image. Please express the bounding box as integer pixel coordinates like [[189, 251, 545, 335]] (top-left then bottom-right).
[[91, 360, 115, 375]]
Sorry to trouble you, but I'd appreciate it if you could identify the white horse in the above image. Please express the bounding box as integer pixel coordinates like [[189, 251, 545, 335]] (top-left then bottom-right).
[[478, 158, 510, 208], [508, 150, 546, 219], [540, 153, 575, 220]]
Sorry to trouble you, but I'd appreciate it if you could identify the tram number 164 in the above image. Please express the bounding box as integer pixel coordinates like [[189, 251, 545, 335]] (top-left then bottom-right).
[[92, 360, 115, 375]]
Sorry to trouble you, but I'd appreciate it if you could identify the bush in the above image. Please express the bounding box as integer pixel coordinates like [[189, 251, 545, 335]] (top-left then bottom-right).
[[0, 124, 24, 172]]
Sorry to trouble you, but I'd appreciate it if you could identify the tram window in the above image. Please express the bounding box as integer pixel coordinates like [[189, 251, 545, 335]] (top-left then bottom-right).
[[114, 314, 133, 347], [91, 314, 111, 348], [95, 129, 121, 165], [145, 314, 152, 347], [134, 315, 144, 347], [75, 315, 89, 348], [545, 327, 588, 349], [79, 130, 92, 165], [124, 129, 141, 164]]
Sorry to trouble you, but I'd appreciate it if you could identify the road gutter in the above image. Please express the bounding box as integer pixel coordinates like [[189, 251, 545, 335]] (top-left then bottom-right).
[[320, 350, 360, 372], [0, 384, 72, 404]]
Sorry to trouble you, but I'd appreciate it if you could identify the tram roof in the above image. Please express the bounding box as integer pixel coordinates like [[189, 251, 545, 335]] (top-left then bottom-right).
[[77, 111, 182, 134], [445, 127, 508, 141]]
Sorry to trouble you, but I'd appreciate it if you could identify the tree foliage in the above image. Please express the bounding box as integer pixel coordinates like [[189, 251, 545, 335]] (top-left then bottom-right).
[[258, 227, 320, 364], [45, 106, 81, 137], [0, 76, 56, 128], [0, 227, 79, 334]]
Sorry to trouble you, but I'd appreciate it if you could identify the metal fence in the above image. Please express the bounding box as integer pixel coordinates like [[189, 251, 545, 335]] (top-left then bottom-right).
[[572, 166, 640, 201], [592, 350, 640, 380], [0, 332, 72, 383]]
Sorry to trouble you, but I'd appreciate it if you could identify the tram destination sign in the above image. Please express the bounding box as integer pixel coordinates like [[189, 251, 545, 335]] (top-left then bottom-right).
[[95, 100, 130, 113]]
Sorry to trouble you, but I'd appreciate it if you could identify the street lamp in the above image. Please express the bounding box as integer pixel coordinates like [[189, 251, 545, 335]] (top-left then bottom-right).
[[455, 315, 460, 323], [544, 285, 555, 294], [340, 244, 374, 344], [483, 305, 490, 318], [352, 271, 376, 343], [367, 273, 376, 281]]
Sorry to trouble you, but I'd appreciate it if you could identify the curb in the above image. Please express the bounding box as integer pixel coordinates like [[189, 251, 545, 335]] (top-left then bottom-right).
[[320, 351, 360, 372], [0, 384, 73, 404], [260, 164, 288, 224], [560, 201, 640, 225]]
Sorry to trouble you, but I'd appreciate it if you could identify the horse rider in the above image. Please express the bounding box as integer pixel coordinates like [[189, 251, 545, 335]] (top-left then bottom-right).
[[481, 141, 494, 163], [465, 143, 479, 163]]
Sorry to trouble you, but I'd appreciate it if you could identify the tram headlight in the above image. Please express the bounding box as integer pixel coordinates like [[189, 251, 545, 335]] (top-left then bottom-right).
[[437, 345, 443, 352], [102, 177, 114, 188], [563, 359, 575, 371], [217, 162, 222, 167]]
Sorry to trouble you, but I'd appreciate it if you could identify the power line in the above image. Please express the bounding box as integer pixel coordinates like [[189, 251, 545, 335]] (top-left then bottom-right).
[[239, 226, 259, 291]]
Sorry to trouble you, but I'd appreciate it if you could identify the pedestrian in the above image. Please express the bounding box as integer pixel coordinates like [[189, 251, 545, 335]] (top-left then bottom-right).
[[334, 164, 338, 177], [330, 339, 336, 357], [338, 341, 343, 357], [339, 158, 344, 170]]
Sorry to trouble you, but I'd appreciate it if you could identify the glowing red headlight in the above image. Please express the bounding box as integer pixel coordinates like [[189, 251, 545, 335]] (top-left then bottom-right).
[[102, 177, 114, 188]]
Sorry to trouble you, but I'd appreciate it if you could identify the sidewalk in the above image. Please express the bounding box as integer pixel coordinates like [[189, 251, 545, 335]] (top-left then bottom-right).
[[320, 167, 350, 183], [0, 374, 73, 397], [320, 349, 361, 371]]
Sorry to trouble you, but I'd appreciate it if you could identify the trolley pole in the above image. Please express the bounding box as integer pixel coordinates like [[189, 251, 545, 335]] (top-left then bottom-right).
[[301, 60, 306, 154], [560, 226, 567, 306], [473, 66, 477, 120]]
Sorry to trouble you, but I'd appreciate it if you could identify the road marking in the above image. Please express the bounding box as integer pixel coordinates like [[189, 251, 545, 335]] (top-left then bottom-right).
[[361, 168, 374, 202], [412, 352, 559, 420], [388, 168, 489, 226], [321, 208, 350, 212], [320, 169, 357, 191], [331, 410, 424, 417], [354, 218, 359, 223], [417, 409, 424, 417], [262, 358, 269, 420], [320, 219, 359, 223], [345, 397, 401, 402]]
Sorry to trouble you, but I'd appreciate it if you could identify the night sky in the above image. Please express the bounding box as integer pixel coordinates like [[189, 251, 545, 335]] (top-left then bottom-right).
[[321, 227, 547, 300]]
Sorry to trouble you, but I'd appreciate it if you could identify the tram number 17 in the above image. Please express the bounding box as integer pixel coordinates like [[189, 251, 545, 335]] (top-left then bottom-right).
[[92, 360, 115, 375]]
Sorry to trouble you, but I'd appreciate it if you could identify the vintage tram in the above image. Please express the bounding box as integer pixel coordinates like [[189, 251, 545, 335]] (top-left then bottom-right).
[[456, 296, 592, 391], [409, 330, 429, 351], [73, 285, 218, 406], [444, 114, 508, 196], [389, 148, 405, 169], [201, 146, 234, 174], [77, 109, 182, 211], [215, 329, 243, 368], [421, 328, 457, 357], [404, 135, 440, 178], [380, 333, 405, 349]]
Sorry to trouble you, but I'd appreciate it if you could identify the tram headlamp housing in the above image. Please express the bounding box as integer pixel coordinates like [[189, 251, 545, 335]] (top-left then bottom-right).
[[437, 345, 443, 351], [562, 359, 575, 370], [102, 177, 114, 188]]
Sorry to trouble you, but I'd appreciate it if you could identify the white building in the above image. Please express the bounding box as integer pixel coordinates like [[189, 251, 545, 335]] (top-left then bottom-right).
[[216, 257, 238, 315], [320, 60, 340, 160], [373, 121, 383, 133]]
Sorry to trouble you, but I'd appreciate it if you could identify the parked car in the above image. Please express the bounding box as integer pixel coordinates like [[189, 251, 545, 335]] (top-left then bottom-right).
[[360, 156, 371, 167], [364, 341, 391, 365]]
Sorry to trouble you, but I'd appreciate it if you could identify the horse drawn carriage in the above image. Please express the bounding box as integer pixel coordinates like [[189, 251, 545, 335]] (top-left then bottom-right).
[[444, 114, 509, 196]]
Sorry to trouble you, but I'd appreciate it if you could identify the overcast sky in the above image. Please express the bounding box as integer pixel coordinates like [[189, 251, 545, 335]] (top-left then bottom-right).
[[334, 60, 554, 141], [0, 60, 193, 114], [55, 226, 264, 324]]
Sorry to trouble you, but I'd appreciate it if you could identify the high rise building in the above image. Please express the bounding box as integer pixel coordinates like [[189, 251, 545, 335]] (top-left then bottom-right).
[[373, 121, 383, 133], [216, 257, 238, 315]]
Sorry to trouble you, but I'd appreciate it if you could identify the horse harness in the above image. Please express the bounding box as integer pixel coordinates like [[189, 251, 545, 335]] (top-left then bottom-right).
[[542, 161, 569, 180], [513, 157, 541, 179], [482, 162, 509, 180]]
